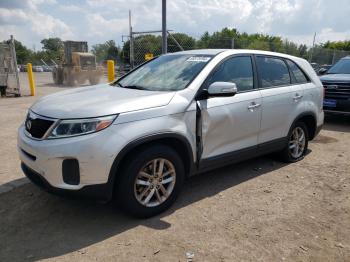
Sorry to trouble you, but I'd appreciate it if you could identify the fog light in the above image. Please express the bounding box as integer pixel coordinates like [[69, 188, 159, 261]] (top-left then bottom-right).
[[62, 159, 80, 185]]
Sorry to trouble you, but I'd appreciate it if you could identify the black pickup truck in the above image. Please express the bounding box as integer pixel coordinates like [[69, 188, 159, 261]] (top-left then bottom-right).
[[320, 56, 350, 114]]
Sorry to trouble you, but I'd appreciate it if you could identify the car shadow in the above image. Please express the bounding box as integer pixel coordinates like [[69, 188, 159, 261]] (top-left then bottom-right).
[[323, 113, 350, 132], [0, 156, 288, 261]]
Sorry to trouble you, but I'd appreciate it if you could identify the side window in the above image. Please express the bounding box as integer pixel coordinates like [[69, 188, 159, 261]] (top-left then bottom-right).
[[256, 56, 291, 88], [286, 60, 309, 84], [208, 56, 254, 92]]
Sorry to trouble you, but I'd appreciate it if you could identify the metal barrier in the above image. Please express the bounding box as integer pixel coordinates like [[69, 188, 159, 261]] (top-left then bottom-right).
[[0, 36, 21, 96], [309, 47, 350, 66], [27, 63, 36, 96], [107, 60, 115, 82]]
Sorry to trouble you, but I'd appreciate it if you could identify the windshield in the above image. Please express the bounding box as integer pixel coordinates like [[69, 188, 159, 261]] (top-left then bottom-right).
[[327, 58, 350, 74], [115, 54, 213, 91]]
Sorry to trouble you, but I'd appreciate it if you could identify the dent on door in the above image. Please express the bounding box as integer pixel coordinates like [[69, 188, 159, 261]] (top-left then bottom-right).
[[197, 93, 262, 160]]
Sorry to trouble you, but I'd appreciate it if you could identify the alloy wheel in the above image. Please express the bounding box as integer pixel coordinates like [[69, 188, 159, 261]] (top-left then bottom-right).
[[289, 126, 306, 159], [134, 158, 176, 207]]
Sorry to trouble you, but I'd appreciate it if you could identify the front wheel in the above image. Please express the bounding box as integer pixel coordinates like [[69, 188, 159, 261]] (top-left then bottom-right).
[[63, 70, 75, 86], [280, 122, 309, 163], [115, 145, 185, 218], [89, 75, 100, 85]]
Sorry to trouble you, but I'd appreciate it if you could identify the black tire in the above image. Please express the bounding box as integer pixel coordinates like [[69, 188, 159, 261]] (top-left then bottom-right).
[[57, 68, 63, 85], [77, 77, 86, 85], [52, 70, 59, 85], [115, 145, 185, 218], [279, 121, 309, 163], [53, 68, 63, 85], [89, 76, 100, 85], [63, 70, 75, 86]]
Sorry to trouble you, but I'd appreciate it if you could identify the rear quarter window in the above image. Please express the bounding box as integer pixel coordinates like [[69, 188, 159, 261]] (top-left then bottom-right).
[[286, 60, 309, 84]]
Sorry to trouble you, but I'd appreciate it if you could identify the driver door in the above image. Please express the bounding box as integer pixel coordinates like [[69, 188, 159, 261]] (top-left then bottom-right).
[[197, 55, 262, 166]]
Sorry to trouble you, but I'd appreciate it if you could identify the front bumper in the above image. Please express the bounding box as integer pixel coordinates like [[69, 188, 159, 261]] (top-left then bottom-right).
[[17, 124, 121, 200], [323, 99, 350, 114], [21, 162, 112, 201], [324, 109, 350, 115]]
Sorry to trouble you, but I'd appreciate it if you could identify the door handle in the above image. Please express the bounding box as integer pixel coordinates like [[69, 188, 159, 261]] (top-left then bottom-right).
[[248, 102, 261, 111], [293, 93, 303, 101]]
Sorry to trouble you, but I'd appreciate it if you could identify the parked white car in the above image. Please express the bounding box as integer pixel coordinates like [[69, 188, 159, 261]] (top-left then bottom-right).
[[18, 49, 324, 217], [32, 66, 44, 72]]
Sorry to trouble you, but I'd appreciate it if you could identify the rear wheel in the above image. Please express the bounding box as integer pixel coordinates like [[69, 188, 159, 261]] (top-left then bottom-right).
[[280, 122, 309, 162], [115, 145, 185, 218]]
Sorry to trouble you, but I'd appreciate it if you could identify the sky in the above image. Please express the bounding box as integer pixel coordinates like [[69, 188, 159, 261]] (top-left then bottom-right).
[[0, 0, 349, 50]]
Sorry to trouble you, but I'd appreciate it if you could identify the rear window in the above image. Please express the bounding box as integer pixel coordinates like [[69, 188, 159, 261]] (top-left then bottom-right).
[[286, 60, 309, 84], [256, 56, 291, 88], [327, 58, 350, 74]]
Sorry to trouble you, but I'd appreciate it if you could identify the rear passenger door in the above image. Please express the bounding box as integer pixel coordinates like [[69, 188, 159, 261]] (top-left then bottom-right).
[[256, 56, 304, 144]]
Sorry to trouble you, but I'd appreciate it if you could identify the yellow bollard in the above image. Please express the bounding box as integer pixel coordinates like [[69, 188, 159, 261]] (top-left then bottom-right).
[[107, 60, 115, 82], [27, 63, 35, 96]]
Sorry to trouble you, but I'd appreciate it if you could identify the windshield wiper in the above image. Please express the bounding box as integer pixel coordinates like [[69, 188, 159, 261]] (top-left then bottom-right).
[[114, 82, 148, 90], [122, 85, 148, 90]]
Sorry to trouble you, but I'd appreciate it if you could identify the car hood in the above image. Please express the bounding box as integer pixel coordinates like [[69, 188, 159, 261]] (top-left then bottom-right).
[[30, 84, 176, 119], [320, 74, 350, 82]]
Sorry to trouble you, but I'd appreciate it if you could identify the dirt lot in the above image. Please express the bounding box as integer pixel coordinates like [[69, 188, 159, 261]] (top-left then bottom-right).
[[0, 73, 349, 261]]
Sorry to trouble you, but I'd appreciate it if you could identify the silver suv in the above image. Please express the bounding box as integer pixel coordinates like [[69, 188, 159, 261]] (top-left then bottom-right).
[[18, 50, 324, 217]]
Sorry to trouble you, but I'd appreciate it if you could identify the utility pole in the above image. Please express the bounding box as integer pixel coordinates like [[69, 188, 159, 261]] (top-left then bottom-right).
[[231, 38, 235, 49], [309, 32, 317, 62], [129, 10, 134, 68], [162, 0, 167, 54]]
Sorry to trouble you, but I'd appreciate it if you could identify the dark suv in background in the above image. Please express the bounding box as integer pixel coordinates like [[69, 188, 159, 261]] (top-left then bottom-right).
[[320, 56, 350, 114]]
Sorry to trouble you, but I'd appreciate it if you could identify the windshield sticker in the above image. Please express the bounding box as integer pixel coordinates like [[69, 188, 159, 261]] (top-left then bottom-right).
[[186, 56, 211, 62]]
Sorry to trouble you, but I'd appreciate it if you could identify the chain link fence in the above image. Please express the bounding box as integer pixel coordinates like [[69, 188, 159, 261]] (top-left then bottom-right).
[[124, 32, 350, 72], [309, 47, 350, 66]]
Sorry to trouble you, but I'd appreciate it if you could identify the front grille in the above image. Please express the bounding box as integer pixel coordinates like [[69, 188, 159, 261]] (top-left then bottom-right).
[[323, 82, 350, 100], [25, 112, 55, 139]]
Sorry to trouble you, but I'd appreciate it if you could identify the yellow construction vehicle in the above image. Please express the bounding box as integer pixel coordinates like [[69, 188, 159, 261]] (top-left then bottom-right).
[[52, 41, 103, 86]]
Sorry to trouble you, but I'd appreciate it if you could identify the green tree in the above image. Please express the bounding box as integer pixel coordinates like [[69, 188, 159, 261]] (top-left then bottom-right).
[[322, 40, 350, 51], [197, 28, 238, 49], [168, 33, 196, 51], [92, 40, 119, 63], [40, 38, 63, 52], [247, 40, 270, 51], [13, 40, 32, 64], [280, 40, 300, 56], [298, 44, 308, 59], [40, 37, 64, 63], [121, 35, 162, 65], [106, 40, 119, 61]]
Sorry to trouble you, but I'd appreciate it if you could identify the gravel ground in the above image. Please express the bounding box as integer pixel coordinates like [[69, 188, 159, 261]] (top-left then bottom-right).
[[0, 73, 349, 261]]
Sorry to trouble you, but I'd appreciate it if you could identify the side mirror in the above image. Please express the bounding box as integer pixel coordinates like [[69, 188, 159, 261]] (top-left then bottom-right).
[[318, 68, 328, 75], [207, 82, 238, 97]]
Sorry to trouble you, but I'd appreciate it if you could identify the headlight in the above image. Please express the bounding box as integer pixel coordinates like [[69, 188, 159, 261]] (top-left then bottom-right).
[[48, 115, 117, 139]]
